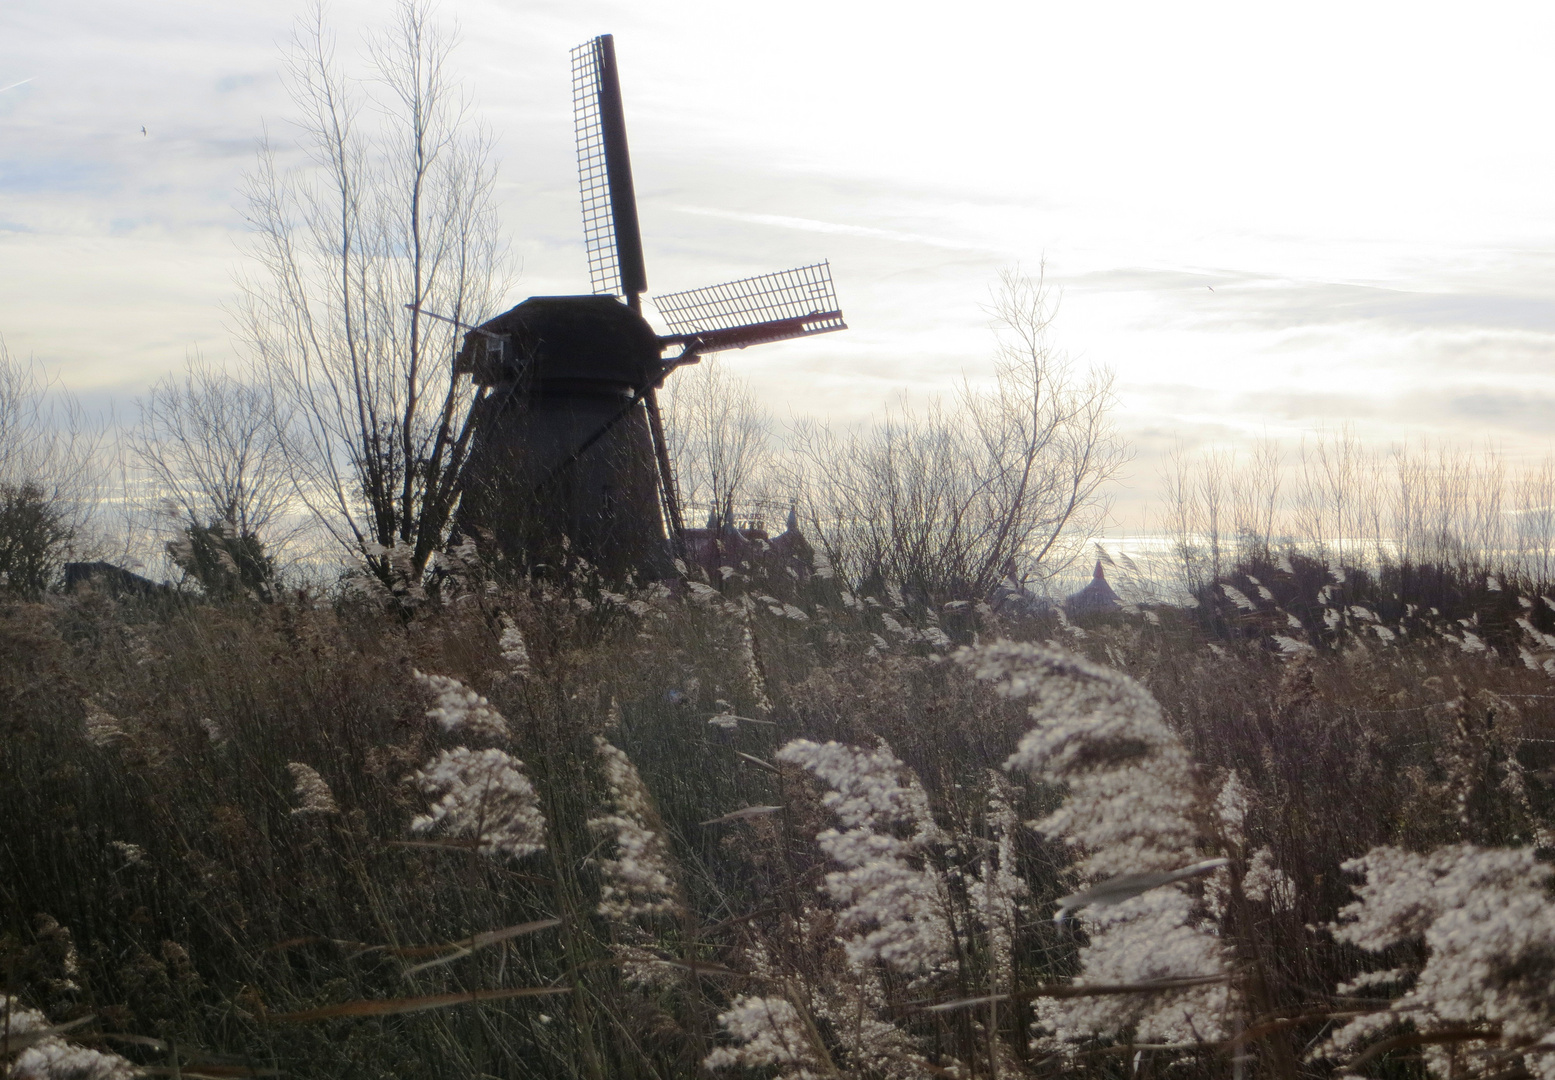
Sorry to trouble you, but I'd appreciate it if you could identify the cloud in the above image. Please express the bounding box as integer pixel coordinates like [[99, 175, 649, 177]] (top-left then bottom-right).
[[673, 205, 993, 254], [1069, 265, 1555, 339], [1214, 281, 1555, 335], [1408, 387, 1555, 435], [0, 157, 119, 196]]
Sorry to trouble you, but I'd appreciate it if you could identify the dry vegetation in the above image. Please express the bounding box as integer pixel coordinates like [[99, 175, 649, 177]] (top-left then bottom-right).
[[4, 536, 1555, 1080]]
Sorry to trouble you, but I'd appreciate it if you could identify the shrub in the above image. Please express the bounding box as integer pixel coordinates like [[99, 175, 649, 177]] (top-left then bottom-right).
[[0, 482, 73, 597]]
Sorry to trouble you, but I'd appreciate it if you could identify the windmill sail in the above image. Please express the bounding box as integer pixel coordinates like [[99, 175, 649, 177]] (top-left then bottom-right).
[[653, 262, 847, 353], [571, 35, 647, 299]]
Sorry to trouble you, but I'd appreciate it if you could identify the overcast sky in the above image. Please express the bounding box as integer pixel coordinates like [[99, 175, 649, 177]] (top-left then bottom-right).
[[5, 0, 1555, 526]]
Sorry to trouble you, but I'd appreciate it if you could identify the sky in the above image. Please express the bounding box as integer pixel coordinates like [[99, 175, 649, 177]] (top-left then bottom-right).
[[5, 0, 1555, 529]]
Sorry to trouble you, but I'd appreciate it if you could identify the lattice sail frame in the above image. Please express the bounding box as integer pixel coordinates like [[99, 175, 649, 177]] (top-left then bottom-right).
[[571, 36, 646, 298], [571, 39, 616, 294], [652, 262, 846, 351]]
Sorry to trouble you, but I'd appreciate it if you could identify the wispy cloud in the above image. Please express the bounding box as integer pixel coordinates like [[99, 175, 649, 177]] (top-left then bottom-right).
[[673, 205, 992, 253], [1068, 265, 1555, 341]]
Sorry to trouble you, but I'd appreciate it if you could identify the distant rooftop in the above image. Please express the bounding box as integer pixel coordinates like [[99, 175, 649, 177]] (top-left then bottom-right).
[[1065, 561, 1122, 614]]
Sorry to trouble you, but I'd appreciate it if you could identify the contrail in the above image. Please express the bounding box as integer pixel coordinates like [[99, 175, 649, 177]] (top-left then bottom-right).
[[0, 78, 34, 93]]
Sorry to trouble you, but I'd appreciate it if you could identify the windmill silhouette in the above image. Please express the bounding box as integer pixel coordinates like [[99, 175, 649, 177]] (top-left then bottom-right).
[[454, 34, 846, 576]]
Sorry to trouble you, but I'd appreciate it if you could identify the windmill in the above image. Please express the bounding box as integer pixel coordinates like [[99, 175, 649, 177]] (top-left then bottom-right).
[[452, 33, 846, 577]]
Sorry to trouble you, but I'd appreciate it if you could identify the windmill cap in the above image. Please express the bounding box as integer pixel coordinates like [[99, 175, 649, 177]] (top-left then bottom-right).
[[458, 295, 661, 390]]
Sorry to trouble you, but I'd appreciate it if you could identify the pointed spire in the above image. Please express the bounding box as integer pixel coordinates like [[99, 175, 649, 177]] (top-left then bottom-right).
[[785, 504, 798, 533], [1067, 560, 1121, 614]]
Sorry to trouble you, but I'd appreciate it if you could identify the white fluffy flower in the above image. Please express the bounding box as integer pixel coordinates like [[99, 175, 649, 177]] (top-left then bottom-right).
[[1221, 584, 1257, 612], [411, 747, 546, 859], [11, 1040, 137, 1080], [2, 997, 135, 1080], [1322, 844, 1555, 1077], [1036, 889, 1230, 1046], [966, 777, 1029, 987], [920, 626, 952, 650], [1242, 846, 1296, 910], [704, 996, 823, 1078], [1455, 630, 1488, 654], [498, 616, 532, 677], [589, 738, 679, 920], [1216, 772, 1249, 837], [1519, 617, 1555, 650], [963, 641, 1198, 876], [108, 841, 145, 866], [413, 671, 509, 741], [686, 581, 722, 605], [778, 739, 951, 974], [0, 995, 50, 1037], [961, 640, 1230, 1044], [1272, 634, 1313, 655], [82, 706, 126, 748], [287, 762, 338, 816], [740, 624, 773, 713]]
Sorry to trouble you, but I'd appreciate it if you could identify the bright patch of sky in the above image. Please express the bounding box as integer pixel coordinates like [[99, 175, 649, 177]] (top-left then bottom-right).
[[4, 0, 1555, 528]]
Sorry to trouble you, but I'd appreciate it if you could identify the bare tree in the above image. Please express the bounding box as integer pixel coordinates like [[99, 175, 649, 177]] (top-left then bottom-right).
[[1515, 457, 1555, 584], [1164, 437, 1282, 596], [792, 268, 1127, 598], [0, 340, 109, 594], [1162, 441, 1211, 597], [1295, 427, 1380, 567], [129, 358, 292, 541], [127, 358, 297, 595], [237, 0, 508, 585], [663, 355, 773, 527], [971, 267, 1127, 580], [1237, 437, 1283, 558], [0, 341, 103, 510]]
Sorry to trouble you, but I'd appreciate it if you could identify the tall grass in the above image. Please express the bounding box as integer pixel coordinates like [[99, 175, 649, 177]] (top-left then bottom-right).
[[4, 536, 1555, 1079]]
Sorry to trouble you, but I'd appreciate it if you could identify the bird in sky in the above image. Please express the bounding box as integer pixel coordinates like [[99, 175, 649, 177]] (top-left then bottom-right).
[[140, 126, 147, 136]]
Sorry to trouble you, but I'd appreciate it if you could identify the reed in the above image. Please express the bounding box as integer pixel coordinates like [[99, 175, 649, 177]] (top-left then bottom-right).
[[4, 531, 1555, 1079]]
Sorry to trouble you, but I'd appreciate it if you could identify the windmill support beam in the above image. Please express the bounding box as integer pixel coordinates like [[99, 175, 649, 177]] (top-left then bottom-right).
[[643, 387, 687, 552]]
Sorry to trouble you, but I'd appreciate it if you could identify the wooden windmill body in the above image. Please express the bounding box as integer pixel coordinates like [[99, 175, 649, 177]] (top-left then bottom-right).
[[454, 34, 846, 577]]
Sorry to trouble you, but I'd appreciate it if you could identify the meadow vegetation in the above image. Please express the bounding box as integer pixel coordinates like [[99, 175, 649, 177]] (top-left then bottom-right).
[[4, 516, 1555, 1079]]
